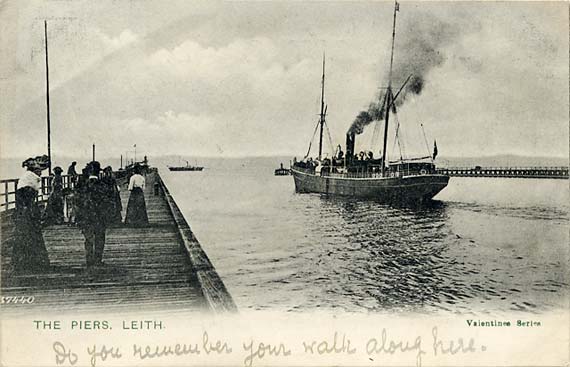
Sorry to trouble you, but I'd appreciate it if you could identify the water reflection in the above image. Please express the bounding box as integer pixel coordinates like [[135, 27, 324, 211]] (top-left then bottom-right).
[[163, 166, 569, 314], [310, 196, 460, 312], [296, 194, 567, 314]]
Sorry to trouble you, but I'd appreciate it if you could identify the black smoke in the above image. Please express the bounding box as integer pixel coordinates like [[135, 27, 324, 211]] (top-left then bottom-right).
[[348, 100, 386, 135], [348, 9, 468, 135]]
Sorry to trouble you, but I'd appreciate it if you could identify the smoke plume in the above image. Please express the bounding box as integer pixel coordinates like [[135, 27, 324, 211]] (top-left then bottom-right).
[[348, 9, 466, 135]]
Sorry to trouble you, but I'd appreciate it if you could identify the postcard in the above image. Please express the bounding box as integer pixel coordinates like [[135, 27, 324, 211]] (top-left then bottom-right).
[[1, 0, 568, 366]]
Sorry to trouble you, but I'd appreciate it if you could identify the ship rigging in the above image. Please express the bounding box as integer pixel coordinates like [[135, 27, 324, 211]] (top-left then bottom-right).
[[291, 1, 449, 203]]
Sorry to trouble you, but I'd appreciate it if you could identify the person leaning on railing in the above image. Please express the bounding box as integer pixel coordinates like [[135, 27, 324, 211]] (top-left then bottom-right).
[[12, 155, 51, 273]]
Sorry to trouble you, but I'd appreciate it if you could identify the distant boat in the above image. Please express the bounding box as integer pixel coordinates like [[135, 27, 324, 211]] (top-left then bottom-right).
[[274, 163, 290, 176], [168, 159, 204, 172], [291, 1, 449, 203]]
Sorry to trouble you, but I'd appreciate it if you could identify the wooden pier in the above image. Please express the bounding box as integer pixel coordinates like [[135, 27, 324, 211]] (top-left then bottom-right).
[[0, 170, 236, 314], [436, 166, 569, 179]]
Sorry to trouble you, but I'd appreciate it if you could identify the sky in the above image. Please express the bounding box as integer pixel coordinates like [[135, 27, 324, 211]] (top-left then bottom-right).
[[0, 0, 568, 162]]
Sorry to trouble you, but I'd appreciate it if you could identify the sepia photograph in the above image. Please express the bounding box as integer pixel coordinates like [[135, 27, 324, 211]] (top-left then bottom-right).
[[0, 0, 568, 366]]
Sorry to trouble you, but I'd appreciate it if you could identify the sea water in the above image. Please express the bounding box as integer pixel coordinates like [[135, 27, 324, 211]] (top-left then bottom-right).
[[159, 158, 569, 315]]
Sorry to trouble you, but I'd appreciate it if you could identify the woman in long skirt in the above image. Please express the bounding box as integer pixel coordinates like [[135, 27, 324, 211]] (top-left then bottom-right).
[[12, 157, 50, 273], [44, 166, 64, 225], [125, 165, 148, 226], [102, 166, 123, 225]]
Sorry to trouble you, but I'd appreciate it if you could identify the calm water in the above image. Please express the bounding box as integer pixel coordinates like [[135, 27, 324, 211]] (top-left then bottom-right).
[[162, 159, 568, 314]]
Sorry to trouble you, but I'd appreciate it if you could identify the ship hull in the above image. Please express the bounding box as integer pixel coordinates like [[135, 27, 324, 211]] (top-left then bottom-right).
[[291, 168, 449, 203], [168, 167, 204, 171]]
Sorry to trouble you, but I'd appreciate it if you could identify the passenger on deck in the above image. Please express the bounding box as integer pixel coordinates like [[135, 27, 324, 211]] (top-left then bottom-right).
[[12, 156, 51, 273], [102, 166, 122, 225], [336, 144, 344, 159], [44, 166, 64, 225], [77, 161, 113, 267], [125, 164, 148, 227]]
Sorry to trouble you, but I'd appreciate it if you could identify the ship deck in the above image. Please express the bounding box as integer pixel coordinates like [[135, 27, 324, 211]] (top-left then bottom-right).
[[0, 171, 235, 314]]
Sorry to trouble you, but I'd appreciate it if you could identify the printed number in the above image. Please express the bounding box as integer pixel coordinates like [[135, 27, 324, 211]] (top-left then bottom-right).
[[1, 296, 35, 304]]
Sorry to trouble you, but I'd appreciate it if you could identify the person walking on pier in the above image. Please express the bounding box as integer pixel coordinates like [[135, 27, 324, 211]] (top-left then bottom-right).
[[125, 164, 148, 227], [102, 166, 122, 225], [44, 166, 64, 225], [12, 156, 51, 273], [76, 161, 113, 267]]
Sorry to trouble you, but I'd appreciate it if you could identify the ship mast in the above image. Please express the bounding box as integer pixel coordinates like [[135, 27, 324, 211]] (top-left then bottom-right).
[[318, 53, 326, 161], [381, 1, 398, 177]]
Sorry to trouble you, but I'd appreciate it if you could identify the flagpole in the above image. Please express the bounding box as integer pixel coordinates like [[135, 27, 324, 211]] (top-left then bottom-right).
[[44, 20, 52, 175]]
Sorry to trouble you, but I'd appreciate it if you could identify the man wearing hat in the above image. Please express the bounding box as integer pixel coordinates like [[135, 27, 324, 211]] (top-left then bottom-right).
[[76, 161, 113, 267]]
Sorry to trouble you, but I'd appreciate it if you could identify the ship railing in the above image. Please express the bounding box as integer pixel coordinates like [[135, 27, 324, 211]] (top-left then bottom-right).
[[321, 168, 432, 179], [295, 163, 442, 178]]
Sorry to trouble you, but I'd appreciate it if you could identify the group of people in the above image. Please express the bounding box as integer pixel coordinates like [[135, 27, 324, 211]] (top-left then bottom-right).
[[12, 156, 149, 272], [293, 144, 386, 175]]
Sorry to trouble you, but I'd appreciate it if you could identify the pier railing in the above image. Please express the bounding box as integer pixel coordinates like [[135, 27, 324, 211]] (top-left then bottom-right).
[[0, 165, 142, 213], [436, 166, 569, 179], [0, 174, 76, 212]]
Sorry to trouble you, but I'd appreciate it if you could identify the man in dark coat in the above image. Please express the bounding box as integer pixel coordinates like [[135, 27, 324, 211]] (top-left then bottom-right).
[[67, 161, 78, 186], [76, 161, 113, 267]]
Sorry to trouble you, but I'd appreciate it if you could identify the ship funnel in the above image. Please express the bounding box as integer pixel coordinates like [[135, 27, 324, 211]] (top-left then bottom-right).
[[346, 132, 356, 165]]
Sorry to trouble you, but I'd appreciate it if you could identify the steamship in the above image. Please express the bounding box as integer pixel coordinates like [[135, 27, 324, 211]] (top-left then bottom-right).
[[291, 1, 449, 203], [168, 159, 204, 172]]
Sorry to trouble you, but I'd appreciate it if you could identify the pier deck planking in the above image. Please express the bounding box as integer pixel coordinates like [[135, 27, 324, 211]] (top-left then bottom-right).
[[0, 171, 232, 314]]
